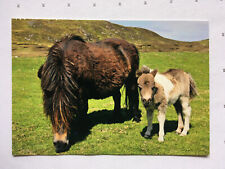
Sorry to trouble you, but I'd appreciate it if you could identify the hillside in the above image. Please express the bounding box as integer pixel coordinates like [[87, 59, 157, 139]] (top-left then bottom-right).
[[12, 19, 209, 57]]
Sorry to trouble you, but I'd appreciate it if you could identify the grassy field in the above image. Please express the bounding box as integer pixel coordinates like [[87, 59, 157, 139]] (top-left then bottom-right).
[[12, 52, 209, 156]]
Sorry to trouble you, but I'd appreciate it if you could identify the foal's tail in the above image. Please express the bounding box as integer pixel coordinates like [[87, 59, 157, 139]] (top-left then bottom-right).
[[189, 74, 198, 99]]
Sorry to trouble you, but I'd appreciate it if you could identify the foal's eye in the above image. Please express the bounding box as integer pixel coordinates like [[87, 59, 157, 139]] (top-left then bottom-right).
[[144, 81, 149, 85]]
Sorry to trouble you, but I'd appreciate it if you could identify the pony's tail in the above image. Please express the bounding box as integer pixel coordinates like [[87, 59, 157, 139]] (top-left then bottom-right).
[[189, 74, 198, 99]]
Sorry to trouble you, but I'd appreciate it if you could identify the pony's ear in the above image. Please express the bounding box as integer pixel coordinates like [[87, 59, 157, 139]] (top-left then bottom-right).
[[136, 70, 143, 78], [38, 64, 43, 79], [151, 69, 158, 77], [141, 65, 151, 74]]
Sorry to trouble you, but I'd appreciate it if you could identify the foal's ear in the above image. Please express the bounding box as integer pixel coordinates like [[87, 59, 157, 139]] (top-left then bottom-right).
[[136, 70, 142, 78], [141, 65, 151, 74], [38, 64, 43, 79], [151, 69, 158, 77]]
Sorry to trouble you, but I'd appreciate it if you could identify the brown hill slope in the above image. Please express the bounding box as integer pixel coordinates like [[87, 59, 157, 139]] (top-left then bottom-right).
[[12, 19, 208, 57]]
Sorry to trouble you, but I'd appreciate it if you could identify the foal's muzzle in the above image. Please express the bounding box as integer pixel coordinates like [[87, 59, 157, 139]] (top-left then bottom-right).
[[142, 98, 152, 107]]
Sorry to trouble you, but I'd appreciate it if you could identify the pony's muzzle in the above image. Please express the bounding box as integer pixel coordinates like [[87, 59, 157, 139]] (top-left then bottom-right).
[[53, 132, 69, 153], [53, 140, 69, 153]]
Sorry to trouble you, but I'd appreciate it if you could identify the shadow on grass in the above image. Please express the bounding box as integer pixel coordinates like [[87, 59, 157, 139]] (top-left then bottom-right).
[[68, 108, 134, 150], [140, 120, 192, 139]]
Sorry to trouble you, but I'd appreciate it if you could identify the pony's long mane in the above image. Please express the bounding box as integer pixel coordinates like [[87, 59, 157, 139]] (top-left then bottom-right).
[[41, 35, 84, 131]]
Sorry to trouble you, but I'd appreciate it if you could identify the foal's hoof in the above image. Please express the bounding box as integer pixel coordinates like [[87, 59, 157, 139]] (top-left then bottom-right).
[[175, 130, 182, 134], [180, 132, 187, 136], [179, 130, 188, 136], [158, 137, 164, 142], [144, 134, 151, 139]]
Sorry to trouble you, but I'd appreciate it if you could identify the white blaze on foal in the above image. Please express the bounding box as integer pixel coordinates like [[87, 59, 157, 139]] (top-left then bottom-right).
[[136, 66, 198, 142]]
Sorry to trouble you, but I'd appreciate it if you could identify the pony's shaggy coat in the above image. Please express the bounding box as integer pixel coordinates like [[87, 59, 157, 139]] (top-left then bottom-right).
[[38, 35, 140, 152], [136, 66, 197, 142]]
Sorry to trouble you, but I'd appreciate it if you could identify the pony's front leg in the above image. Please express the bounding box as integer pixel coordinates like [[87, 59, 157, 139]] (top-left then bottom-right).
[[157, 105, 166, 142], [77, 98, 88, 123], [144, 107, 154, 138]]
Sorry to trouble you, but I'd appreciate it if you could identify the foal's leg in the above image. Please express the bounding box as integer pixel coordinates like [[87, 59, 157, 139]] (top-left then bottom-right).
[[144, 107, 154, 138], [173, 100, 184, 134], [113, 91, 121, 119], [180, 96, 191, 136], [157, 105, 167, 142]]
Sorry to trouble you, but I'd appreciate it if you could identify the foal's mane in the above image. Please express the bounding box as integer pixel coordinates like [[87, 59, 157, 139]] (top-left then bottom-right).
[[41, 35, 85, 131]]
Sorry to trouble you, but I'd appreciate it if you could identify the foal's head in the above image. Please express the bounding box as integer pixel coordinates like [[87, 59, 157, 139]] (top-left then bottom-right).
[[136, 66, 158, 107]]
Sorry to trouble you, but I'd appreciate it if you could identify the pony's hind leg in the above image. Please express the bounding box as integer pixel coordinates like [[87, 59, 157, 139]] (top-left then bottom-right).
[[180, 96, 191, 136], [113, 91, 122, 120], [173, 100, 184, 134], [126, 78, 140, 122]]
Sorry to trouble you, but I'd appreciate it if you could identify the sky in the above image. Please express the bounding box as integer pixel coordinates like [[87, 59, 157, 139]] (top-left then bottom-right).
[[110, 21, 209, 42]]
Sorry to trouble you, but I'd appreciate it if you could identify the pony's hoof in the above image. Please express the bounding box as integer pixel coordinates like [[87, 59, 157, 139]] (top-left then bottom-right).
[[112, 114, 123, 123], [132, 117, 141, 123]]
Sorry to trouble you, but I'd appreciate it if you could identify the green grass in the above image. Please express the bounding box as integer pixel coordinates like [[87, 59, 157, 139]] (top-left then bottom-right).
[[12, 52, 209, 156]]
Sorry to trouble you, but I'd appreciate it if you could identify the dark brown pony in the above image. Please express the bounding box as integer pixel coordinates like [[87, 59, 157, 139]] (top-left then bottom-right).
[[38, 35, 140, 153]]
